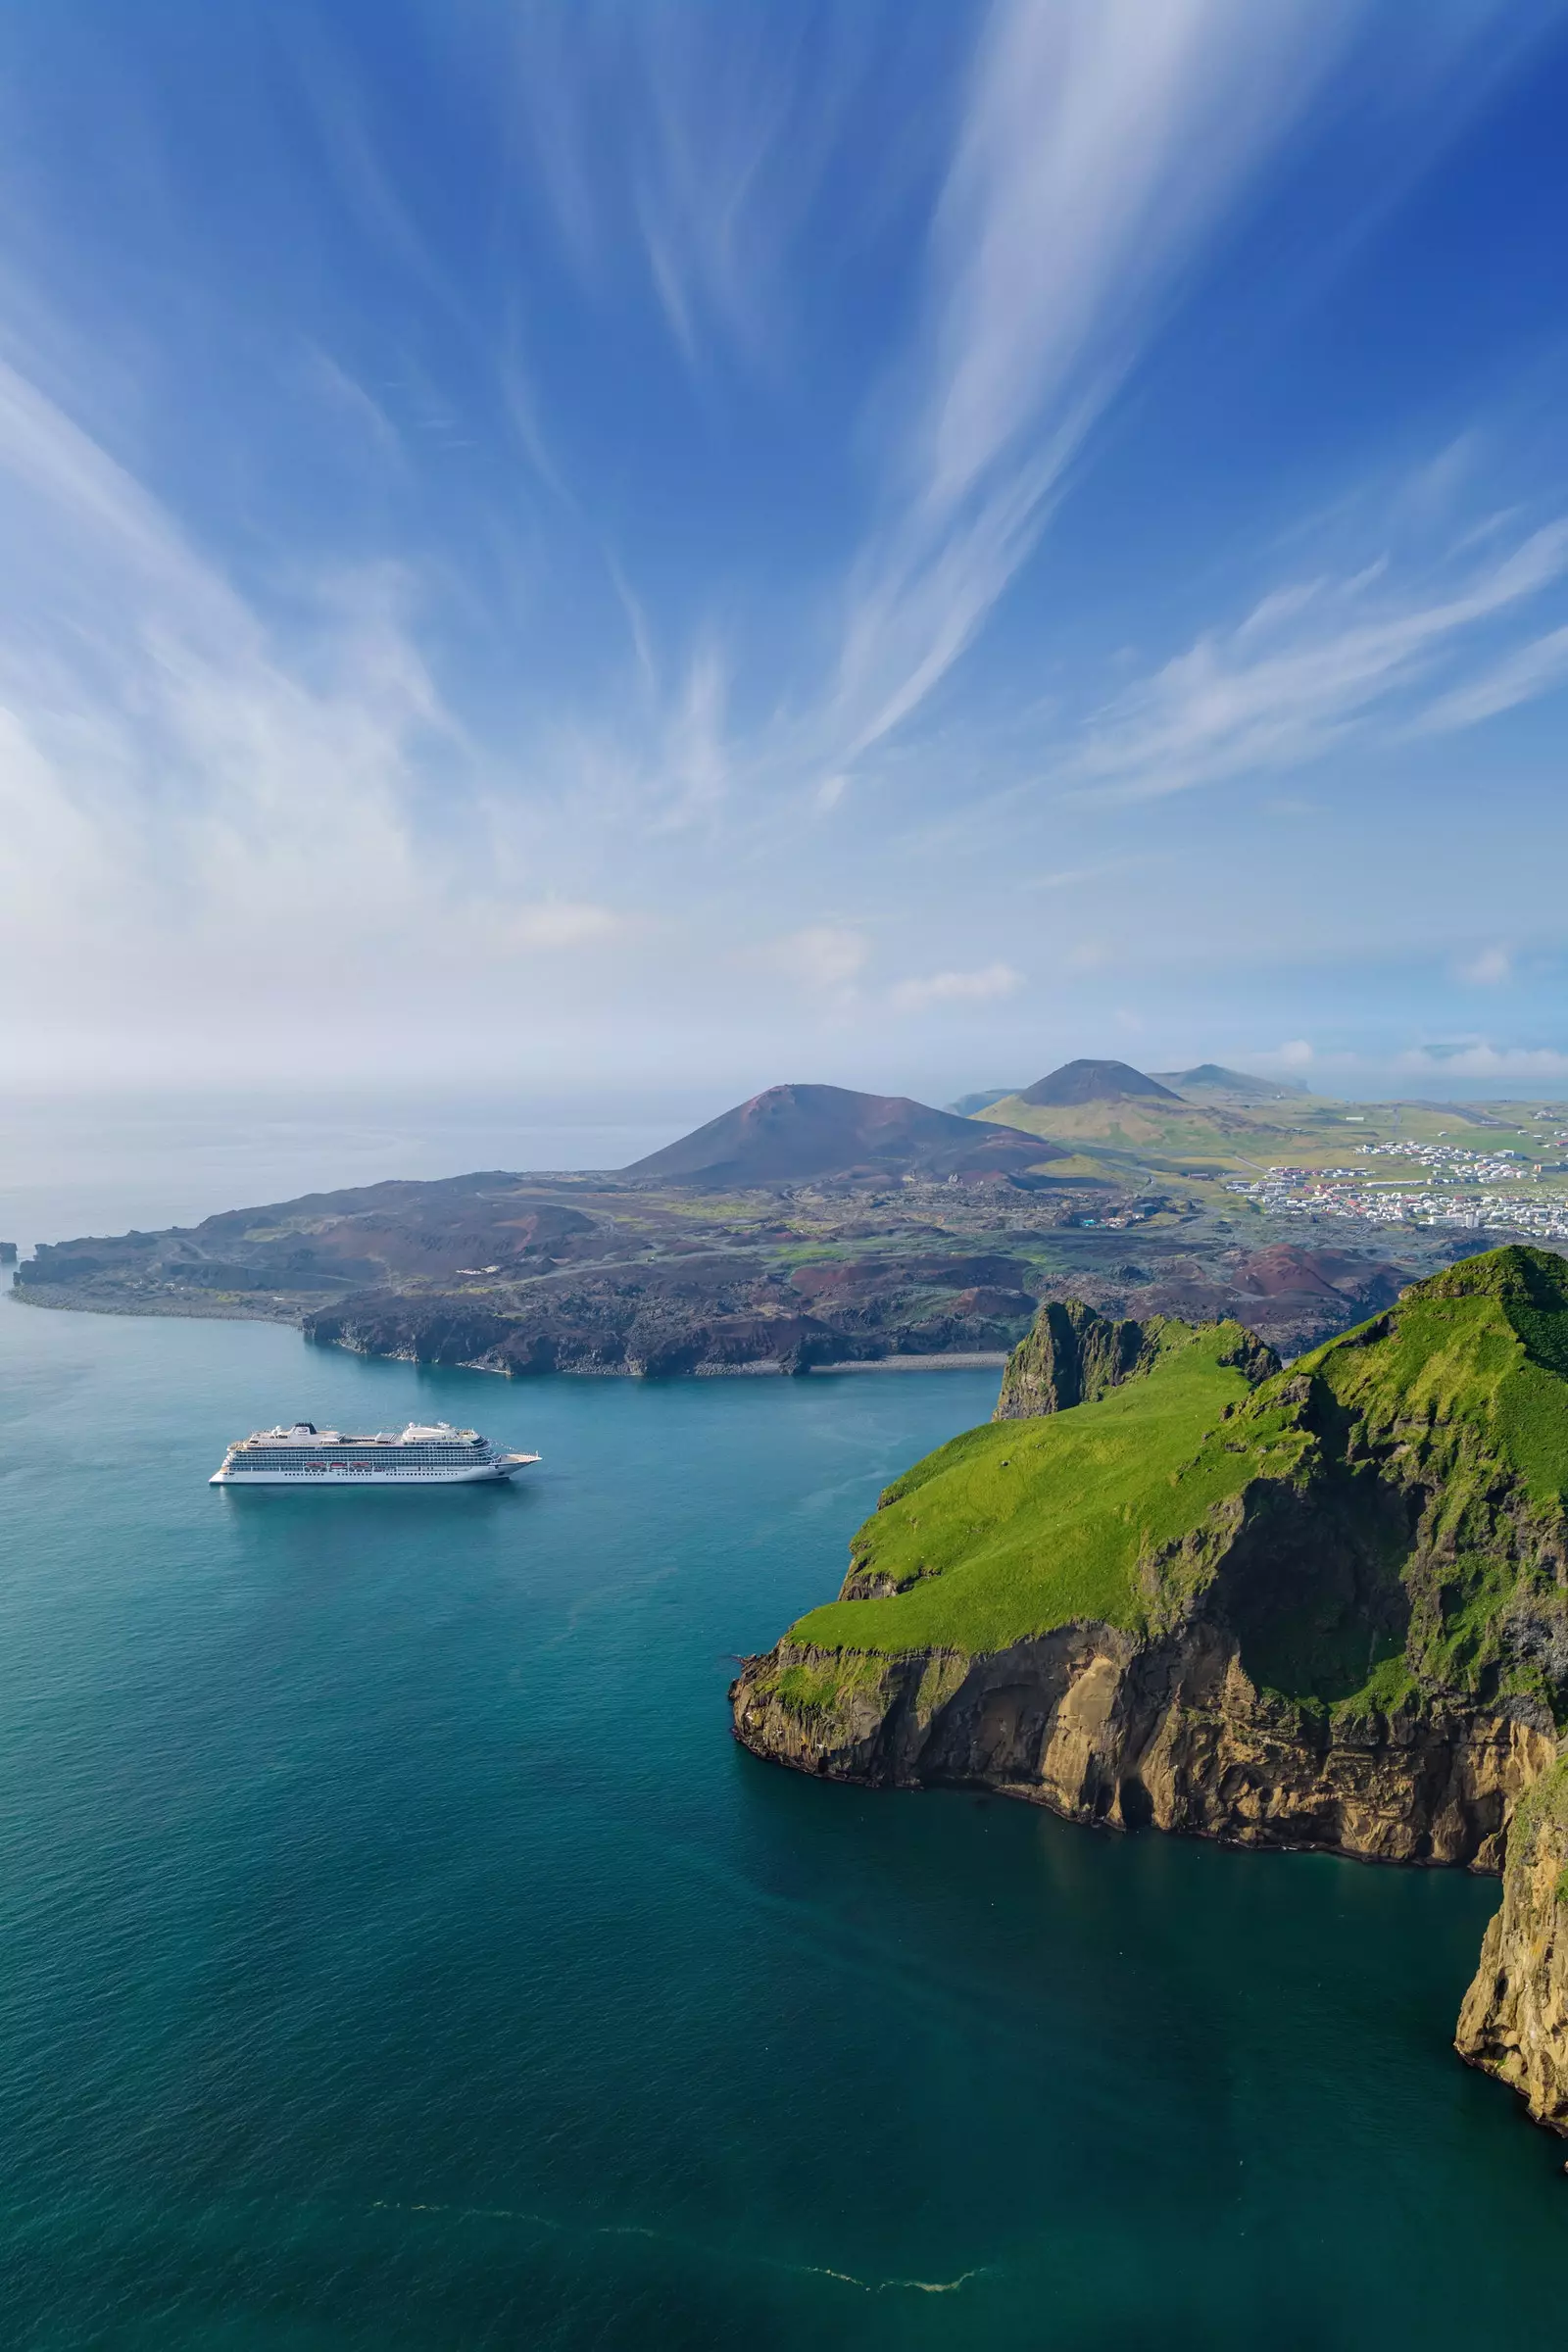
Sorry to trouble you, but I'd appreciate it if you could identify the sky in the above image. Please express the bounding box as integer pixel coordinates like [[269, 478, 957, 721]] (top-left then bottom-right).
[[3, 0, 1568, 1108]]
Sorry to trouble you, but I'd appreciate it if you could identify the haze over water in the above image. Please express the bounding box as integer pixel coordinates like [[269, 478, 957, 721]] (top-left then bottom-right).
[[2, 1271, 1564, 2349]]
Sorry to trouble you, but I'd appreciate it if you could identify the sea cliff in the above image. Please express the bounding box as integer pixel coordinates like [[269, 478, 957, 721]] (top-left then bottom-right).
[[734, 1250, 1568, 2128], [734, 1629, 1551, 1868], [1457, 1756, 1568, 2133]]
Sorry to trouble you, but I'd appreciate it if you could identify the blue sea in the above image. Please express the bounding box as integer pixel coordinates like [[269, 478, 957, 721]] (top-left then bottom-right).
[[2, 1278, 1565, 2348]]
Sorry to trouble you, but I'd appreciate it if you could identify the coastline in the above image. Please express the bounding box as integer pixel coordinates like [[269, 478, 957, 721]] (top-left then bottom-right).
[[6, 1289, 1008, 1374], [808, 1351, 1008, 1373], [7, 1285, 303, 1325]]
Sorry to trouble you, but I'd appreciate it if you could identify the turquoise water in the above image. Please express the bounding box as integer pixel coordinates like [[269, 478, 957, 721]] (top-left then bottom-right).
[[1, 1291, 1564, 2350]]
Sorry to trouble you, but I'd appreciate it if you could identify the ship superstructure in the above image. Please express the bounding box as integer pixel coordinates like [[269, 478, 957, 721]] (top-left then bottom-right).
[[211, 1420, 538, 1486]]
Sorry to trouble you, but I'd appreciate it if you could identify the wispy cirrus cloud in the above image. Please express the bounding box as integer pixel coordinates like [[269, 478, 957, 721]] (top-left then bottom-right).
[[1061, 515, 1568, 799], [509, 0, 901, 370], [826, 0, 1568, 770], [0, 345, 641, 1070], [1413, 619, 1568, 734], [3, 2, 1568, 1096], [831, 0, 1367, 758]]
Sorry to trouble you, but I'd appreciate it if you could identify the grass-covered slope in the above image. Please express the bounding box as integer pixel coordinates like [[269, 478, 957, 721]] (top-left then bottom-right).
[[793, 1319, 1273, 1655], [788, 1247, 1568, 1721], [972, 1088, 1289, 1176], [1299, 1246, 1568, 1512]]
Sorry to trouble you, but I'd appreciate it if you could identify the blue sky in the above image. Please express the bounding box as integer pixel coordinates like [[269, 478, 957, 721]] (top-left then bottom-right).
[[3, 0, 1568, 1102]]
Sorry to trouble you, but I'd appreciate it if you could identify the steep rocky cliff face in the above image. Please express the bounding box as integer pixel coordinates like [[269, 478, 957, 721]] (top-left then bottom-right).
[[992, 1299, 1160, 1418], [306, 1275, 1031, 1377], [735, 1249, 1568, 2120], [733, 1628, 1552, 1868], [1457, 1756, 1568, 2131], [993, 1298, 1277, 1419]]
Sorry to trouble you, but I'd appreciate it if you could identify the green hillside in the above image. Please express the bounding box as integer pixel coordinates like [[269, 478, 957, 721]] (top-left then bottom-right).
[[793, 1319, 1275, 1652], [973, 1088, 1278, 1176], [788, 1246, 1568, 1719], [973, 1078, 1568, 1187]]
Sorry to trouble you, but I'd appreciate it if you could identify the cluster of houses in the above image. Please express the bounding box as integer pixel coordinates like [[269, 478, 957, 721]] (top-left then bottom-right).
[[1226, 1135, 1568, 1242]]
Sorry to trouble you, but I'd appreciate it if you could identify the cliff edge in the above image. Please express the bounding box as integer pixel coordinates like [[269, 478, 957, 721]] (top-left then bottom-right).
[[1457, 1755, 1568, 2134], [993, 1297, 1278, 1419], [734, 1246, 1568, 2121]]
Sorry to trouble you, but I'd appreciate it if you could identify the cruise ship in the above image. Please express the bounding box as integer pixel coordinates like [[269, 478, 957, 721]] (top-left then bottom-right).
[[210, 1420, 539, 1486]]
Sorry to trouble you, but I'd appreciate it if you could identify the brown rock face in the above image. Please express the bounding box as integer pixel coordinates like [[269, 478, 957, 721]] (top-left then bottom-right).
[[738, 1248, 1568, 2128], [1457, 1757, 1568, 2132], [992, 1300, 1160, 1419], [731, 1629, 1553, 1869], [992, 1298, 1279, 1421]]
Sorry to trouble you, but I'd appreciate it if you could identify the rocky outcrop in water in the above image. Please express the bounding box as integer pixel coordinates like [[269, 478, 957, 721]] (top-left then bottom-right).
[[1457, 1755, 1568, 2132]]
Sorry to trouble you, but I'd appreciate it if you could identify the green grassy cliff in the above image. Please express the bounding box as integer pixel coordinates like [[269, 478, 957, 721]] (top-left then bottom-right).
[[734, 1245, 1568, 2123], [796, 1319, 1275, 1654], [784, 1246, 1568, 1723]]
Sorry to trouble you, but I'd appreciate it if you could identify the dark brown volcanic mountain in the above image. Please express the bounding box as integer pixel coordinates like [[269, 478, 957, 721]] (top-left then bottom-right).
[[1017, 1057, 1182, 1107], [621, 1084, 1064, 1187]]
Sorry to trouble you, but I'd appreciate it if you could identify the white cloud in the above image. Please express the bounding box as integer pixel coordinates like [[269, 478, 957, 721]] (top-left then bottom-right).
[[1458, 945, 1512, 986], [2, 10, 1565, 1096], [888, 960, 1022, 1013], [767, 926, 870, 992], [510, 3, 887, 370], [657, 640, 730, 827], [1398, 1041, 1568, 1079], [0, 347, 637, 1073], [1275, 1040, 1315, 1067], [831, 0, 1364, 759], [1414, 620, 1568, 734], [503, 902, 624, 951], [1063, 518, 1568, 799]]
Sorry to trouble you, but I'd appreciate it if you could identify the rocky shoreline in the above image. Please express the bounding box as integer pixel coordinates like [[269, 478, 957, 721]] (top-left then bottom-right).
[[731, 1628, 1553, 1871], [733, 1625, 1568, 2138], [9, 1283, 304, 1323]]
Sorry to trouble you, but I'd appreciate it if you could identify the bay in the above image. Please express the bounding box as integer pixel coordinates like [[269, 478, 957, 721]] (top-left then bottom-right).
[[0, 1285, 1562, 2350]]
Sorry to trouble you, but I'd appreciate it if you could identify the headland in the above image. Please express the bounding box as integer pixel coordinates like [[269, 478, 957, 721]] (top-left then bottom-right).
[[732, 1243, 1568, 2134]]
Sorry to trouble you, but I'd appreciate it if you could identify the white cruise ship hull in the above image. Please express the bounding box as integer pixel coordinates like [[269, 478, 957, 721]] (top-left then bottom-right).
[[211, 1461, 527, 1486], [210, 1418, 539, 1487]]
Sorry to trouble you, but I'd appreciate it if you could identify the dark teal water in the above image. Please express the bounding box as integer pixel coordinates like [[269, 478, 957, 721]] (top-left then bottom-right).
[[1, 1293, 1563, 2350]]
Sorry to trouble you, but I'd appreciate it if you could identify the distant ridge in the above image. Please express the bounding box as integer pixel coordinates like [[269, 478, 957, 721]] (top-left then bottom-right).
[[621, 1083, 1063, 1187], [1017, 1058, 1180, 1107], [1154, 1063, 1307, 1100]]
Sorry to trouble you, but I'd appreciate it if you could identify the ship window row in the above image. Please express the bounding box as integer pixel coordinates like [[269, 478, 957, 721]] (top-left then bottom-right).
[[239, 1430, 481, 1448], [233, 1451, 485, 1465], [230, 1448, 481, 1467]]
